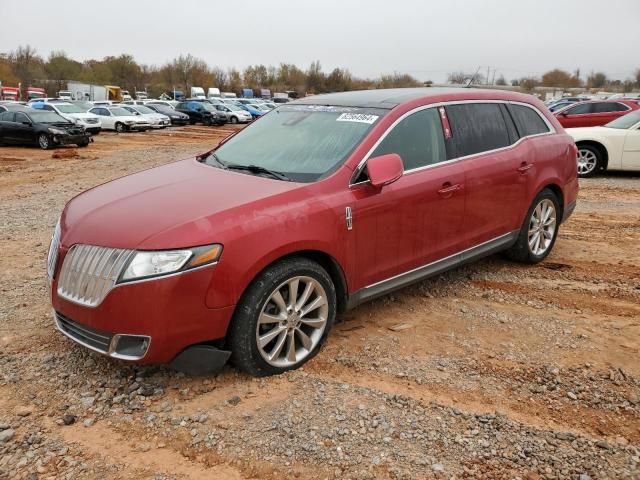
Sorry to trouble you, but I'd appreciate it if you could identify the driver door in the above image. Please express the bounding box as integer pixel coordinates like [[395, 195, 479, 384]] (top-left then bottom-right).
[[348, 107, 465, 291], [13, 112, 36, 144], [622, 126, 640, 170]]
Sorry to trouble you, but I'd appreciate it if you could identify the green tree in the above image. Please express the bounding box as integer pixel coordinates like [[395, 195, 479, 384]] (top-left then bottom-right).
[[45, 51, 82, 91]]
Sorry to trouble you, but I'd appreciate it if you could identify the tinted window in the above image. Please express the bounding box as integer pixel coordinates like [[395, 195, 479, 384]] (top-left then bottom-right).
[[176, 103, 187, 109], [566, 103, 592, 115], [0, 112, 14, 121], [593, 102, 620, 113], [446, 103, 510, 157], [509, 104, 550, 136], [371, 108, 446, 170], [612, 103, 630, 112]]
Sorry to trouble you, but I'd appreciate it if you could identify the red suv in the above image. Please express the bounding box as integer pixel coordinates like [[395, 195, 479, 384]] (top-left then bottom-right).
[[47, 89, 578, 376], [554, 100, 639, 128]]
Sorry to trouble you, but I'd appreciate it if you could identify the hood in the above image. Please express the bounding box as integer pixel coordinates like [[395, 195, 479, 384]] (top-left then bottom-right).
[[566, 126, 624, 140], [68, 113, 99, 120], [61, 159, 303, 250]]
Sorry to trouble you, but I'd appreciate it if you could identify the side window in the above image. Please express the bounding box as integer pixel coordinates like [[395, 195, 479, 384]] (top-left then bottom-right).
[[566, 103, 592, 115], [509, 104, 550, 137], [593, 103, 619, 113], [371, 108, 446, 171], [445, 103, 510, 157], [0, 112, 15, 122], [612, 103, 630, 112], [43, 105, 54, 111], [15, 113, 29, 123]]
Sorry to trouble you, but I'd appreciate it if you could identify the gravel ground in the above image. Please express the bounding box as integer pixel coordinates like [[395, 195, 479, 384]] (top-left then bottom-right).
[[1, 128, 639, 479]]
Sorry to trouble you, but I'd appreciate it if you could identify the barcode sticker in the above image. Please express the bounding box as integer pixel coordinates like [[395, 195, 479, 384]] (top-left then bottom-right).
[[336, 113, 379, 124]]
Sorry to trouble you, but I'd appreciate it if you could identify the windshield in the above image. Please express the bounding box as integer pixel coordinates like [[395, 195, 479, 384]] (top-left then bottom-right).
[[135, 106, 155, 114], [56, 104, 85, 114], [154, 105, 172, 114], [29, 111, 69, 123], [201, 103, 216, 112], [110, 107, 133, 116], [605, 110, 640, 129], [207, 105, 385, 182], [229, 105, 244, 112]]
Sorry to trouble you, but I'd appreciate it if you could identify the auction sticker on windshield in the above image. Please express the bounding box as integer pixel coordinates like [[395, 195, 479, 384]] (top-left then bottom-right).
[[336, 113, 379, 124]]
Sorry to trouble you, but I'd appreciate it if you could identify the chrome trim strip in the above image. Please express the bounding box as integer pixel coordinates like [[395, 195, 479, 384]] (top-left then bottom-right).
[[350, 99, 555, 187], [113, 261, 219, 288], [347, 231, 518, 309]]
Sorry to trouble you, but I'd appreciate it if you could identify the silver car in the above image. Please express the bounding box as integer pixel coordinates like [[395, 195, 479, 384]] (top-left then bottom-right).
[[121, 105, 171, 128], [214, 104, 252, 124]]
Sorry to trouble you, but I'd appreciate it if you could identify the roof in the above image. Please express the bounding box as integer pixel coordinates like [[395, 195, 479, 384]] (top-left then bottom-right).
[[292, 87, 536, 110]]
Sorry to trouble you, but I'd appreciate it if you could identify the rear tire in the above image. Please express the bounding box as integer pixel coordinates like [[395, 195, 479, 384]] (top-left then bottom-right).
[[505, 189, 560, 264], [78, 140, 89, 148], [228, 258, 336, 377], [576, 145, 602, 178], [189, 119, 196, 125], [38, 133, 51, 150]]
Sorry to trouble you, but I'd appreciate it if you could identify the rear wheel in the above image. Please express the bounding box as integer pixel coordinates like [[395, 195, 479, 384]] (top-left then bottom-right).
[[576, 145, 602, 178], [189, 119, 196, 125], [115, 122, 125, 133], [78, 140, 89, 147], [38, 133, 51, 150], [505, 189, 560, 264], [229, 258, 336, 376]]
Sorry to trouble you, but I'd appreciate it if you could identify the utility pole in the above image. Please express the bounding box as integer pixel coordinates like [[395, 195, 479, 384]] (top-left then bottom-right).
[[486, 66, 490, 86], [491, 69, 496, 85]]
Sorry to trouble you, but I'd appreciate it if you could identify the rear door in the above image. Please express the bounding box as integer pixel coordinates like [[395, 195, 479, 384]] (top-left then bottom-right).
[[445, 102, 526, 247], [350, 107, 465, 288], [592, 102, 630, 126], [0, 112, 17, 143]]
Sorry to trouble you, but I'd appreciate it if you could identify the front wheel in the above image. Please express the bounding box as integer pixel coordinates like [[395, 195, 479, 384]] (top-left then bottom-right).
[[203, 117, 212, 126], [576, 145, 602, 178], [38, 133, 51, 150], [230, 116, 238, 124], [505, 189, 560, 264], [229, 258, 336, 376], [115, 122, 125, 133]]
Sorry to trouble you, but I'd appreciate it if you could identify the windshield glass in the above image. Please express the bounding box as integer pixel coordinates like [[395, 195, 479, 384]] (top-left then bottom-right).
[[56, 104, 85, 114], [29, 111, 68, 123], [201, 103, 216, 112], [208, 105, 385, 182], [605, 110, 640, 129], [135, 106, 155, 114], [154, 106, 172, 114], [110, 107, 133, 116], [229, 106, 244, 112]]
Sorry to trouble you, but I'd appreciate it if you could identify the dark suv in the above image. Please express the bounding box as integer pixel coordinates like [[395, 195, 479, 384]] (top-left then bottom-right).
[[175, 101, 226, 126]]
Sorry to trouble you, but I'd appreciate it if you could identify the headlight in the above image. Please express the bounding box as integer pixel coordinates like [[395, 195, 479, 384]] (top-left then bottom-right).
[[124, 120, 135, 124], [118, 244, 223, 283], [49, 128, 67, 135]]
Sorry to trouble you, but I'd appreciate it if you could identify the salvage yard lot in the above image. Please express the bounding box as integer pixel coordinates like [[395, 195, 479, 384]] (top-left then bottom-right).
[[0, 127, 639, 479]]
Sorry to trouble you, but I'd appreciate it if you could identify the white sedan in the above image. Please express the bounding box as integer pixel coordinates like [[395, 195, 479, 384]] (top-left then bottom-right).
[[32, 102, 102, 134], [567, 110, 640, 177], [88, 106, 151, 132], [120, 105, 170, 128]]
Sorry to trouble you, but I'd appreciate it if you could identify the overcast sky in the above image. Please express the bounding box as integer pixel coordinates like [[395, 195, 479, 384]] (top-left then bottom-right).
[[1, 0, 638, 83]]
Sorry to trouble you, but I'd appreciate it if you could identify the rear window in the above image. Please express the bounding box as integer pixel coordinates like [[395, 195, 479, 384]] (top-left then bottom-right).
[[593, 102, 625, 113], [445, 103, 510, 157], [509, 104, 550, 137]]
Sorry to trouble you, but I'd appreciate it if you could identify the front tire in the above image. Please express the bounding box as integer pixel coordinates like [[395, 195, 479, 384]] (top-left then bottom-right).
[[576, 145, 602, 178], [115, 122, 125, 133], [505, 189, 560, 264], [229, 258, 336, 376], [38, 133, 51, 150], [230, 116, 238, 124]]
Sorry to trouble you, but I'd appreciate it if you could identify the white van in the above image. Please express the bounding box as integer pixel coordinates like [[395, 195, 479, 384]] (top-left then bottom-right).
[[207, 87, 221, 99], [191, 87, 206, 99]]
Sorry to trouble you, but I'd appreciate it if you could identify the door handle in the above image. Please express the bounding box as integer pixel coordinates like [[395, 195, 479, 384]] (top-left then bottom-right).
[[437, 182, 461, 197], [517, 162, 533, 173]]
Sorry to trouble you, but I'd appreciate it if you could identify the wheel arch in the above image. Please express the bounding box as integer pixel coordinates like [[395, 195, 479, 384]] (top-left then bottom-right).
[[538, 183, 564, 221], [575, 140, 609, 170]]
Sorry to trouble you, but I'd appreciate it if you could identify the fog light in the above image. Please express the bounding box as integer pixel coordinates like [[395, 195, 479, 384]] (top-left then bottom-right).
[[109, 334, 151, 360]]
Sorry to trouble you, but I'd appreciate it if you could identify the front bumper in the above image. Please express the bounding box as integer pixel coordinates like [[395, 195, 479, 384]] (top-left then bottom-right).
[[53, 133, 90, 146], [50, 251, 235, 364]]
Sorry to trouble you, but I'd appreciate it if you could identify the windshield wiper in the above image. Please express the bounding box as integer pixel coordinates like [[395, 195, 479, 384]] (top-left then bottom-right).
[[225, 163, 291, 181], [204, 151, 227, 169]]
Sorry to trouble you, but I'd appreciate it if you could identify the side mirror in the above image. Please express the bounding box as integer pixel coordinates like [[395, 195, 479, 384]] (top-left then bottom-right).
[[367, 153, 404, 188], [22, 121, 32, 126]]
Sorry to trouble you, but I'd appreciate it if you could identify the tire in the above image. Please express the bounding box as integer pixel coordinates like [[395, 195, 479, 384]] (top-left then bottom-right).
[[230, 116, 238, 124], [505, 189, 560, 264], [228, 258, 336, 376], [115, 122, 125, 133], [203, 117, 212, 126], [576, 145, 602, 178], [78, 140, 89, 148], [189, 119, 196, 125], [38, 133, 51, 150]]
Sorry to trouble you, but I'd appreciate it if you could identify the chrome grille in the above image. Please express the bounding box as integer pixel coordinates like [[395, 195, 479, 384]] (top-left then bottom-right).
[[47, 221, 61, 279], [57, 244, 134, 307]]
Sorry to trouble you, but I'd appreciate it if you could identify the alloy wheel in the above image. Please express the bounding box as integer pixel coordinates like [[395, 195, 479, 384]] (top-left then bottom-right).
[[38, 134, 49, 149], [528, 199, 556, 256], [577, 148, 597, 175], [256, 276, 328, 368]]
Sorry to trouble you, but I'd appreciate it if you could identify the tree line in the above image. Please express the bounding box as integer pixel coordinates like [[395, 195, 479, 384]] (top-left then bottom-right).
[[447, 68, 640, 92], [1, 45, 638, 97], [0, 46, 422, 97]]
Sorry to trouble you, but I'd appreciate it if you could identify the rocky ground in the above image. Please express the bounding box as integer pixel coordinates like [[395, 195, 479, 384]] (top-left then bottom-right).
[[0, 127, 639, 479]]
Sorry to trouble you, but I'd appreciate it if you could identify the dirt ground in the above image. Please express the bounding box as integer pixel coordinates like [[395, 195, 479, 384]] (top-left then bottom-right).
[[0, 127, 639, 479]]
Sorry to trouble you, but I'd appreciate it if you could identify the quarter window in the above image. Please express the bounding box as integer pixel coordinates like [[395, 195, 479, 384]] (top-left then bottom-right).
[[593, 102, 622, 113], [371, 108, 446, 171], [445, 103, 510, 157], [509, 104, 550, 137]]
